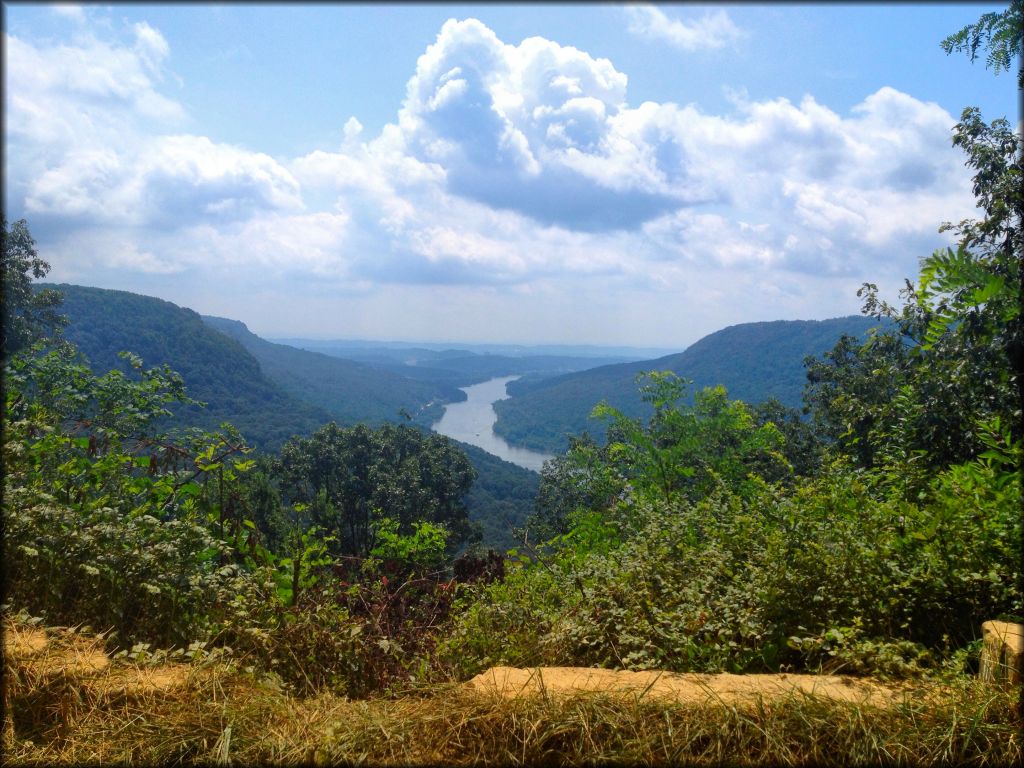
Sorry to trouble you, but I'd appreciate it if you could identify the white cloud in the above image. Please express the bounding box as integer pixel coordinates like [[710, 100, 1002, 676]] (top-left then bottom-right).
[[624, 4, 744, 51], [50, 4, 86, 24], [7, 23, 303, 239], [132, 21, 171, 73], [24, 135, 302, 228], [4, 13, 981, 344], [3, 27, 184, 162]]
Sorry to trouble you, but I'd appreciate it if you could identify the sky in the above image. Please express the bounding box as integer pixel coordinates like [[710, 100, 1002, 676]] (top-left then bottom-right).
[[3, 2, 1017, 348]]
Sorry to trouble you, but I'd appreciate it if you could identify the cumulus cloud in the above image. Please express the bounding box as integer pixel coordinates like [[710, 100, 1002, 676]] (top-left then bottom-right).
[[395, 18, 689, 231], [624, 4, 744, 51], [4, 11, 978, 330], [50, 4, 86, 24], [22, 132, 302, 230], [382, 16, 968, 261], [6, 19, 303, 252]]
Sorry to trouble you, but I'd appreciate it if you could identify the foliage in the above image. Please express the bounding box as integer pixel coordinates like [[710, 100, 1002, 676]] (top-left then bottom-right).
[[805, 108, 1021, 486], [458, 441, 540, 552], [530, 433, 622, 539], [494, 316, 878, 454], [1, 218, 65, 360], [435, 561, 568, 678], [594, 373, 789, 505], [40, 284, 538, 551], [276, 421, 476, 557], [446, 444, 1020, 678], [751, 397, 823, 478], [941, 0, 1023, 88], [3, 345, 274, 649], [529, 373, 790, 537], [370, 518, 450, 575], [49, 284, 331, 450], [234, 455, 290, 553]]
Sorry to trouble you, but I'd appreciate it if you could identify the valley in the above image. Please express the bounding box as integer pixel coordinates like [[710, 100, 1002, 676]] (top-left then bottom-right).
[[431, 376, 554, 471], [4, 5, 1020, 764], [37, 281, 886, 552]]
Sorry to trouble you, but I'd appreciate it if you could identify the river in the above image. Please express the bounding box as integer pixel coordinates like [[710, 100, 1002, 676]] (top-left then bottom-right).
[[431, 376, 554, 472]]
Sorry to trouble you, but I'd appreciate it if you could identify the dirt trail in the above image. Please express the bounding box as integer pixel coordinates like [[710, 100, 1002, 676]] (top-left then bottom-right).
[[468, 666, 914, 708]]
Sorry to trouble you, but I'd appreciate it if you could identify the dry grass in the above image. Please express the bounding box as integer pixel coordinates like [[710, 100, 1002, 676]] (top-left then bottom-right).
[[5, 618, 1021, 766]]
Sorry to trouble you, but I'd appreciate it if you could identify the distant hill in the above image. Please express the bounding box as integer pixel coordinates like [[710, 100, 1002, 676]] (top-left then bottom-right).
[[274, 338, 675, 360], [43, 284, 331, 450], [202, 316, 463, 429], [36, 284, 537, 549], [276, 340, 636, 389], [493, 316, 882, 453]]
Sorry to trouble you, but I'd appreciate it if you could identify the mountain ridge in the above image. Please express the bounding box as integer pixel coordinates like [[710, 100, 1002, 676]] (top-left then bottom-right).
[[43, 283, 331, 450], [202, 315, 463, 429], [493, 316, 883, 453]]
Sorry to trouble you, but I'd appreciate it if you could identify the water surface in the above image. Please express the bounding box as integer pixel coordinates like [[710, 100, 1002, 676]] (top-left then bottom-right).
[[432, 376, 554, 472]]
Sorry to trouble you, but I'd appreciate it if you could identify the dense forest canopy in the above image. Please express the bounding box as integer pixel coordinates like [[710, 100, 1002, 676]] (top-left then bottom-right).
[[493, 316, 881, 453]]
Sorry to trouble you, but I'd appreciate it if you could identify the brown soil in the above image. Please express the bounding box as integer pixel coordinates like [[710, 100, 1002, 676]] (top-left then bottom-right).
[[467, 666, 915, 708]]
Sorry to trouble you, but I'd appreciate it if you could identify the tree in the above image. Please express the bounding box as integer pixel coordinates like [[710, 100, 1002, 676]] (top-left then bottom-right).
[[531, 372, 790, 539], [938, 1, 1023, 440], [530, 433, 622, 540], [276, 422, 476, 557], [805, 13, 1022, 480], [3, 343, 266, 648], [751, 398, 823, 479], [1, 217, 65, 359], [593, 372, 788, 505], [940, 0, 1023, 88]]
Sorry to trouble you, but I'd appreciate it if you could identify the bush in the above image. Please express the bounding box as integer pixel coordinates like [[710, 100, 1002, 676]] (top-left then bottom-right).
[[440, 448, 1021, 679], [2, 346, 275, 651]]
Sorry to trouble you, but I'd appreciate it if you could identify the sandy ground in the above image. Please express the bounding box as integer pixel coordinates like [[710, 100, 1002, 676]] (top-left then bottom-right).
[[467, 666, 913, 708]]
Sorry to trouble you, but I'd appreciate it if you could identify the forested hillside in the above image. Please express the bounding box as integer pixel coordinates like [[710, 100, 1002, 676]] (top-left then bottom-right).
[[281, 339, 635, 389], [32, 285, 534, 549], [457, 442, 540, 551], [202, 316, 462, 428], [494, 316, 880, 453], [46, 284, 331, 450]]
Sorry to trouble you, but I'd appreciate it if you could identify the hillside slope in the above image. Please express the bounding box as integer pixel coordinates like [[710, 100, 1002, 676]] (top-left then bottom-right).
[[37, 285, 535, 549], [493, 316, 881, 453], [277, 340, 636, 389], [45, 284, 331, 450], [202, 316, 462, 428], [457, 442, 540, 551]]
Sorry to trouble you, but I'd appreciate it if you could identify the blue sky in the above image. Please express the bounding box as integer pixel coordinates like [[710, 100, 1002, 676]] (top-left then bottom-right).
[[3, 2, 1016, 347]]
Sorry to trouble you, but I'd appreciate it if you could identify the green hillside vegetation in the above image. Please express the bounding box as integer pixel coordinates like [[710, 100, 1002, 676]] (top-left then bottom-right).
[[457, 442, 540, 552], [32, 286, 535, 551], [494, 316, 880, 453], [284, 340, 635, 389], [43, 284, 330, 450], [200, 319, 540, 552], [202, 315, 462, 428]]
